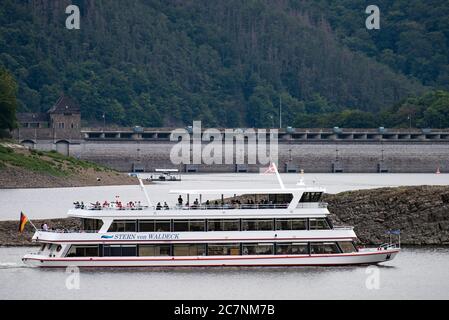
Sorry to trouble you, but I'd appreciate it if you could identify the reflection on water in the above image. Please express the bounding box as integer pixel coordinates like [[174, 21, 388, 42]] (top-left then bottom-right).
[[0, 247, 448, 299], [1, 173, 448, 220]]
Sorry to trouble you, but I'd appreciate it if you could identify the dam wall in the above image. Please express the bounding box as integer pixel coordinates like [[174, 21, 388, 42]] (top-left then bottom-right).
[[14, 127, 449, 173], [64, 141, 448, 173]]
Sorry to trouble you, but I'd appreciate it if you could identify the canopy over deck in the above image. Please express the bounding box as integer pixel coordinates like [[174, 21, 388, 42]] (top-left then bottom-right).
[[169, 187, 325, 195]]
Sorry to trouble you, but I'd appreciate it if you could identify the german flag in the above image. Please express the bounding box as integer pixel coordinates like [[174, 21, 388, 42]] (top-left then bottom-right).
[[18, 212, 29, 233]]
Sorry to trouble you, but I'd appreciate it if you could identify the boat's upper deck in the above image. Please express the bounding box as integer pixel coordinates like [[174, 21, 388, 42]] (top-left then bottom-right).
[[68, 186, 329, 220]]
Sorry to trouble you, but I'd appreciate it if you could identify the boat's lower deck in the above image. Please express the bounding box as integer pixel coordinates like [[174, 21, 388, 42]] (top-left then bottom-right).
[[23, 248, 399, 268]]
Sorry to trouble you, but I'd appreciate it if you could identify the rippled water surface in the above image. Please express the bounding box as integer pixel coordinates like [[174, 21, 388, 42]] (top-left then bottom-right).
[[0, 247, 448, 299]]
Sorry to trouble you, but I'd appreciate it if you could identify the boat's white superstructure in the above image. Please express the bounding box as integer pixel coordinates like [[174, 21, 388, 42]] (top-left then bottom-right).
[[22, 169, 399, 268]]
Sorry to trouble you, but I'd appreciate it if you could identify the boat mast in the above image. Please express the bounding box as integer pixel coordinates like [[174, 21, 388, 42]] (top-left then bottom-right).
[[138, 178, 153, 207], [272, 162, 285, 190]]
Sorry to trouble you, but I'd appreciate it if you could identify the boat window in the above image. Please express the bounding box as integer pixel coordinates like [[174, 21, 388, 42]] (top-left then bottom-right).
[[173, 220, 189, 232], [226, 193, 292, 209], [310, 242, 340, 254], [66, 245, 99, 257], [138, 245, 171, 256], [241, 219, 273, 231], [103, 245, 137, 257], [275, 218, 307, 230], [155, 220, 171, 232], [309, 218, 330, 230], [242, 243, 274, 255], [207, 219, 240, 232], [40, 244, 46, 251], [299, 192, 323, 203], [82, 218, 103, 231], [173, 244, 206, 256], [108, 220, 137, 232], [139, 220, 155, 232], [276, 243, 308, 255], [207, 243, 240, 256], [338, 242, 357, 253], [268, 194, 293, 207], [189, 220, 206, 232]]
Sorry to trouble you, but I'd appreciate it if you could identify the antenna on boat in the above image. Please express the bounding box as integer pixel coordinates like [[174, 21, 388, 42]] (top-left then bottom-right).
[[138, 178, 153, 207], [296, 169, 305, 186]]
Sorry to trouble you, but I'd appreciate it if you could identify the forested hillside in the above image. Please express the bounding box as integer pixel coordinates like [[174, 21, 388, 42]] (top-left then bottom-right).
[[0, 0, 447, 128]]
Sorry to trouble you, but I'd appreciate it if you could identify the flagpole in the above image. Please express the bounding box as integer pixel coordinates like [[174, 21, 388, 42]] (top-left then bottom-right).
[[28, 218, 38, 231]]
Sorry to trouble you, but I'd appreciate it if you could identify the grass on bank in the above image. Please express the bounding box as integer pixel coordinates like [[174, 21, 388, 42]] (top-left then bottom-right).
[[0, 142, 113, 176]]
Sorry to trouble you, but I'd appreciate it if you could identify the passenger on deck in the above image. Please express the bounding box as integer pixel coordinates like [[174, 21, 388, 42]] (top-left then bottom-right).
[[156, 202, 162, 210], [103, 201, 109, 208], [178, 195, 183, 206], [163, 202, 169, 210], [42, 223, 49, 231]]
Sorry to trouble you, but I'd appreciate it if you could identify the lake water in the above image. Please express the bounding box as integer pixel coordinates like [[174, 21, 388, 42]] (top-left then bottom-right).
[[0, 246, 448, 299], [1, 173, 448, 300], [0, 173, 448, 221]]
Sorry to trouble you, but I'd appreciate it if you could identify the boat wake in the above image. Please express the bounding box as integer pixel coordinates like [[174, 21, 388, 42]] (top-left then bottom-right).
[[0, 262, 27, 269]]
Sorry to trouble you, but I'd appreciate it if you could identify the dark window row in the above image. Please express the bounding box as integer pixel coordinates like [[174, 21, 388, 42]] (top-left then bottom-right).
[[108, 218, 331, 233], [299, 192, 323, 203], [65, 242, 356, 257]]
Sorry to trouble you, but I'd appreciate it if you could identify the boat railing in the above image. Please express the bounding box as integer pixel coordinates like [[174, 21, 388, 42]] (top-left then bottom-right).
[[296, 202, 328, 209], [37, 229, 98, 234], [377, 243, 399, 250], [75, 203, 290, 211], [333, 226, 354, 230]]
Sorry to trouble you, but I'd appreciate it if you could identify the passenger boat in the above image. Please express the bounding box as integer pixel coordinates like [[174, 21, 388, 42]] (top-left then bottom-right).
[[22, 165, 399, 268]]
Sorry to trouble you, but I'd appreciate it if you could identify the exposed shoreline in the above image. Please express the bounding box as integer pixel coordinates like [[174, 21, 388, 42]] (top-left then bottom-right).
[[1, 185, 448, 247], [0, 166, 140, 189], [0, 143, 141, 189]]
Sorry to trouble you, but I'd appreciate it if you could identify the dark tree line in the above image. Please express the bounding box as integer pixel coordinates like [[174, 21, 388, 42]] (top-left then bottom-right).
[[0, 0, 447, 128]]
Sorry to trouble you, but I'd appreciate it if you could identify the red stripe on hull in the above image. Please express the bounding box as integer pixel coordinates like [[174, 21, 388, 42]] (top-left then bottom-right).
[[24, 250, 399, 263]]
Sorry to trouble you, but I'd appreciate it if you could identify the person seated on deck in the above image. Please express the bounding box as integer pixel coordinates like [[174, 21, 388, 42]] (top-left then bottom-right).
[[103, 200, 109, 208], [156, 202, 162, 210], [193, 198, 199, 209], [205, 200, 210, 209], [80, 201, 85, 209], [178, 195, 183, 206], [163, 202, 169, 210], [137, 201, 142, 209], [74, 201, 80, 209]]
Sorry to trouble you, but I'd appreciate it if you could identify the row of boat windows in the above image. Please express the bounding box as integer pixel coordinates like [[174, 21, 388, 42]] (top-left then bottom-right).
[[65, 241, 357, 257], [107, 218, 332, 233]]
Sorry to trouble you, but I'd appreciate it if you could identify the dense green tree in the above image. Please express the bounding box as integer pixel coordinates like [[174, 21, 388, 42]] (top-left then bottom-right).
[[3, 0, 449, 128], [0, 67, 17, 130]]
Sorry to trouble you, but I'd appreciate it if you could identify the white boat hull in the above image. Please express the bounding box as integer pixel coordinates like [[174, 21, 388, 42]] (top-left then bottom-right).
[[23, 249, 399, 268]]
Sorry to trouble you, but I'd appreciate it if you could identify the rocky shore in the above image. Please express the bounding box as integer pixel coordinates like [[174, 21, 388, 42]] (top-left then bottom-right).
[[324, 185, 449, 245], [1, 185, 448, 246]]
